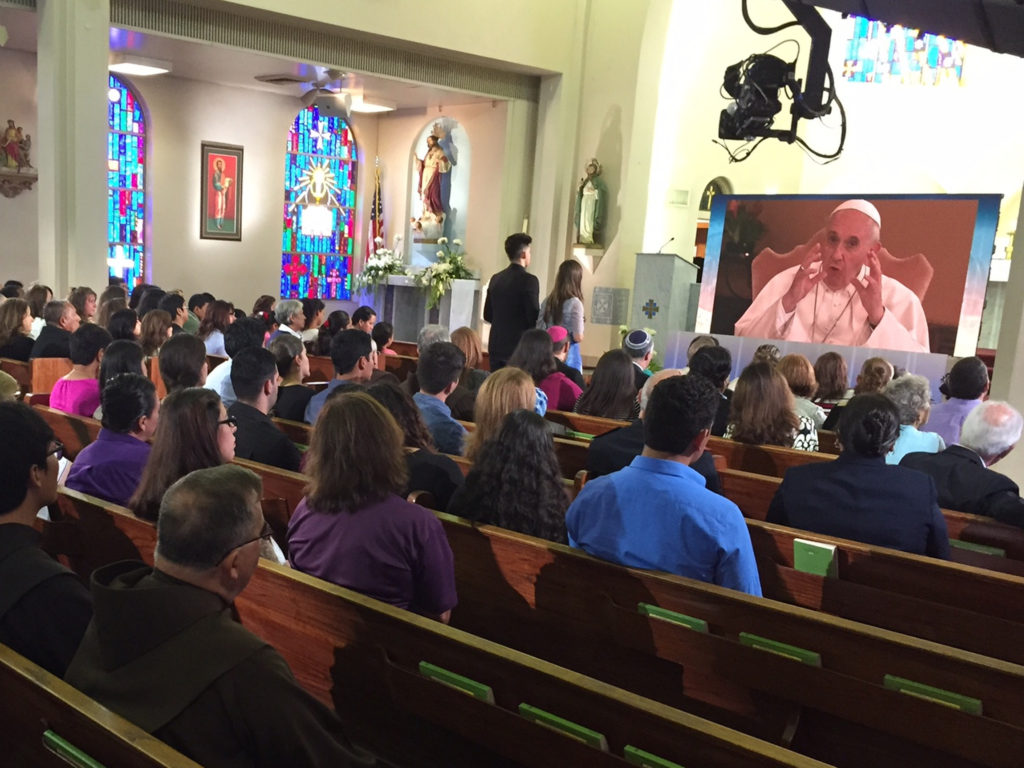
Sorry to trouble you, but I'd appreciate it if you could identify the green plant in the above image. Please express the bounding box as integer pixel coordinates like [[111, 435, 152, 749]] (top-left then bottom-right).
[[352, 238, 407, 294], [414, 237, 474, 309]]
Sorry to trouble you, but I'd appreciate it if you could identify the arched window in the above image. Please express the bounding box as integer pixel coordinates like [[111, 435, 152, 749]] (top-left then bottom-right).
[[106, 74, 146, 287], [281, 107, 356, 300]]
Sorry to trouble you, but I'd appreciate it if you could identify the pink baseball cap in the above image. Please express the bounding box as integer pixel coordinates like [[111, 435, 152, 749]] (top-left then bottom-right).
[[547, 325, 568, 344]]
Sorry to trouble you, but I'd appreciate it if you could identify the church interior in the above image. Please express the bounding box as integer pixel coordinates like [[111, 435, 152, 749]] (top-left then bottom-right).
[[3, 0, 1024, 765]]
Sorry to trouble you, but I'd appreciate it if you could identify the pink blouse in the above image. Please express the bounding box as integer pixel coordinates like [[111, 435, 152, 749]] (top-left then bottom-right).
[[50, 378, 101, 418]]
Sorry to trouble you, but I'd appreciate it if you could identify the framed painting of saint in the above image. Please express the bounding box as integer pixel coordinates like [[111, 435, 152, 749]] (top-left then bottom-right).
[[200, 142, 243, 240]]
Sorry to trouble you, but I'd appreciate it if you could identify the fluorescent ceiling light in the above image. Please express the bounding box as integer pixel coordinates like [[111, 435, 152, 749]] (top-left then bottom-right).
[[350, 95, 396, 113], [108, 53, 172, 77]]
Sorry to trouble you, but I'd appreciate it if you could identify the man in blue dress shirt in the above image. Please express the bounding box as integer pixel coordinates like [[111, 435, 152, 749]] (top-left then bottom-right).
[[413, 341, 468, 456], [566, 374, 762, 596]]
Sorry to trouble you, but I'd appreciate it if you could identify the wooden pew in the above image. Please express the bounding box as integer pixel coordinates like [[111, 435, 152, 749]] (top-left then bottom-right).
[[816, 430, 840, 454], [544, 409, 629, 437], [384, 353, 417, 382], [30, 357, 73, 394], [719, 467, 1024, 567], [392, 340, 491, 371], [0, 645, 200, 767], [707, 438, 834, 476], [50, 489, 827, 768], [272, 417, 311, 446], [206, 354, 227, 371], [34, 404, 101, 461], [49, 488, 1024, 768], [306, 354, 334, 382], [0, 356, 31, 393], [438, 512, 1024, 768]]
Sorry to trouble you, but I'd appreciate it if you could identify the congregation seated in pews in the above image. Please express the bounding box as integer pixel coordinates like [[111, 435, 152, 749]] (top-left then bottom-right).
[[8, 276, 1024, 766]]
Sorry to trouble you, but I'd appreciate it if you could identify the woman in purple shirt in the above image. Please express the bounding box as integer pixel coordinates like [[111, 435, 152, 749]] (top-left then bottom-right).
[[287, 392, 457, 622], [65, 373, 159, 507]]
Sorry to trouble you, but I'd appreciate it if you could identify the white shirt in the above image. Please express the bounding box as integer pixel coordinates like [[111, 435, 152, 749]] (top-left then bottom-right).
[[734, 265, 929, 353], [203, 358, 236, 407]]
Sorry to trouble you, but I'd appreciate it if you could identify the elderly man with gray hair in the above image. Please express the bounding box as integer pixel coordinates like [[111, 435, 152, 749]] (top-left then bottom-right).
[[883, 373, 945, 465], [902, 400, 1024, 528], [586, 368, 721, 493], [65, 465, 376, 767]]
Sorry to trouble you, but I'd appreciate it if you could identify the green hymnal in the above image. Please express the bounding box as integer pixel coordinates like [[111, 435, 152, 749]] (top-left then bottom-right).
[[949, 539, 1006, 557], [624, 744, 686, 767], [883, 674, 982, 715], [42, 730, 107, 768], [637, 603, 709, 633], [518, 703, 609, 750], [418, 661, 495, 704], [739, 632, 822, 667], [793, 538, 838, 577]]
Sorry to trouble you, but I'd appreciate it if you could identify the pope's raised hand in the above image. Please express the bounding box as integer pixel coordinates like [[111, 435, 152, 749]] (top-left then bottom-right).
[[781, 242, 824, 314], [854, 249, 885, 327]]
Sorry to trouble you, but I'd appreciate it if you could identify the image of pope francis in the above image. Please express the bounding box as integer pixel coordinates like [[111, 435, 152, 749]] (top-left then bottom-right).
[[734, 199, 929, 353]]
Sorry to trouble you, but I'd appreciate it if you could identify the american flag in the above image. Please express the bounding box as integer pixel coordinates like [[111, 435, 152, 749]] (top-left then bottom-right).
[[367, 159, 383, 260]]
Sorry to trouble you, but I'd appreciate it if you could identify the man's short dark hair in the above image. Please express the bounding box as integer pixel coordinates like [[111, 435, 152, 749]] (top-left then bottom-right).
[[689, 346, 732, 390], [188, 292, 214, 313], [418, 342, 465, 395], [157, 293, 185, 319], [643, 375, 718, 454], [156, 465, 263, 570], [330, 329, 372, 376], [43, 300, 68, 326], [159, 334, 207, 392], [0, 402, 53, 515], [231, 347, 278, 401], [101, 373, 157, 434], [947, 356, 989, 400], [224, 317, 267, 359], [68, 324, 112, 365], [504, 233, 532, 260], [352, 306, 376, 326]]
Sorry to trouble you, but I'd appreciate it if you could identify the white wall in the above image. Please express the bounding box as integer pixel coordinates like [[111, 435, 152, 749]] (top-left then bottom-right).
[[130, 73, 380, 307], [0, 48, 38, 284]]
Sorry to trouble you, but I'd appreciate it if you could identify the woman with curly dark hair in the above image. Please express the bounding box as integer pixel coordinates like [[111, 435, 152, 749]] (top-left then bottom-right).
[[314, 309, 349, 356], [365, 381, 464, 510], [725, 362, 818, 451], [447, 409, 568, 543], [573, 348, 639, 420]]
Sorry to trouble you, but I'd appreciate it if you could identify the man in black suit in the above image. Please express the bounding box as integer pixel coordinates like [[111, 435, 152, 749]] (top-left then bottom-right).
[[587, 368, 721, 494], [229, 347, 302, 472], [622, 329, 654, 392], [901, 400, 1024, 528], [483, 232, 539, 370], [31, 300, 79, 359]]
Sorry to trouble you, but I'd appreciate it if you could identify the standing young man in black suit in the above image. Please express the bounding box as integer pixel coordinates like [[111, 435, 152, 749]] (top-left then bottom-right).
[[483, 232, 539, 370]]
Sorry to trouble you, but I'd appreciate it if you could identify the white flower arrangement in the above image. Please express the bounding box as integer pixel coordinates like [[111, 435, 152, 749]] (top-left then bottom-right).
[[414, 237, 474, 309], [352, 245, 407, 294]]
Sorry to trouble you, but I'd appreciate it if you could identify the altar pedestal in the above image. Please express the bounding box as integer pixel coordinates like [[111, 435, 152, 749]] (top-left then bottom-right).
[[631, 253, 700, 338], [366, 276, 481, 341]]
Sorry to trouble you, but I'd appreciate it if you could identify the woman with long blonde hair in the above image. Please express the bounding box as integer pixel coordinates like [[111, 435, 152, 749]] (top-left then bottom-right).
[[465, 366, 536, 461]]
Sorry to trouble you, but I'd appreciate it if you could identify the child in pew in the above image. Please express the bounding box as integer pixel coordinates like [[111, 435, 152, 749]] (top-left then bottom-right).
[[448, 409, 569, 543], [50, 324, 112, 419], [65, 374, 158, 508], [365, 381, 464, 511], [288, 392, 457, 622]]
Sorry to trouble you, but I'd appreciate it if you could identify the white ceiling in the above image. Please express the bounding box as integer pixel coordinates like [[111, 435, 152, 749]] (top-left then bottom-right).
[[0, 6, 496, 110]]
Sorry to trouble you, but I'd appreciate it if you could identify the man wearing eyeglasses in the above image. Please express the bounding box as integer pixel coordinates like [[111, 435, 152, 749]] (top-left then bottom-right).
[[65, 465, 375, 767], [0, 402, 92, 677]]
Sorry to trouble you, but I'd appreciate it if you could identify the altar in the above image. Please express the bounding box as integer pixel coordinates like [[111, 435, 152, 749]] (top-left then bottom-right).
[[364, 275, 481, 341]]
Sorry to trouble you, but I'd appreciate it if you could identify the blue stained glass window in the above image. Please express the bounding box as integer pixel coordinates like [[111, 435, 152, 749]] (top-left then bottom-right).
[[840, 15, 966, 86], [106, 74, 146, 288], [281, 107, 356, 300]]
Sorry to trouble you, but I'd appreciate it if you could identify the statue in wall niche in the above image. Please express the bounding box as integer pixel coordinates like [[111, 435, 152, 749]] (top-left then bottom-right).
[[575, 157, 608, 247], [415, 130, 451, 218], [0, 117, 38, 198]]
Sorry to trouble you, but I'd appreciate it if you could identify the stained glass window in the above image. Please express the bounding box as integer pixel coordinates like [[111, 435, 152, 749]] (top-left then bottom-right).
[[281, 107, 356, 300], [840, 15, 966, 86], [106, 74, 146, 287]]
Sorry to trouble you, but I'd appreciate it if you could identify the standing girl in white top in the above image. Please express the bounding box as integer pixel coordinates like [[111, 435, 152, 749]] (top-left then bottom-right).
[[538, 260, 585, 373]]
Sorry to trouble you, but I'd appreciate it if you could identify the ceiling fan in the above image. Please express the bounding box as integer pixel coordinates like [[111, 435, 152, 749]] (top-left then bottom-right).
[[254, 67, 353, 109]]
